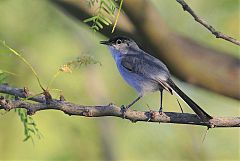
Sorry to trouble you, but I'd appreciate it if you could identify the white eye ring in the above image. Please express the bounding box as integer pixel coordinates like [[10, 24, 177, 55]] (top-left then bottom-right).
[[116, 39, 122, 44]]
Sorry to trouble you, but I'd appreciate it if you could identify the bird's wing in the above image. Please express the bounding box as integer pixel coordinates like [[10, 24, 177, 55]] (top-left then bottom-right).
[[120, 53, 173, 94]]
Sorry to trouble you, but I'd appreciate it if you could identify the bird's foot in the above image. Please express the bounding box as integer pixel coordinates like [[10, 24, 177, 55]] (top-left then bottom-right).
[[158, 108, 166, 124], [159, 107, 164, 116], [120, 105, 128, 119], [159, 107, 164, 115], [147, 110, 157, 122]]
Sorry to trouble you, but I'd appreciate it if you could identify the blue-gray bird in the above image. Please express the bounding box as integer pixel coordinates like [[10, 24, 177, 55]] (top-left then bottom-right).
[[100, 36, 212, 121]]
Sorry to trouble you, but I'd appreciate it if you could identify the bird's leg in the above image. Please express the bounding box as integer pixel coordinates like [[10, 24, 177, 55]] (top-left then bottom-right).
[[159, 89, 163, 115], [126, 96, 142, 109], [121, 95, 142, 118]]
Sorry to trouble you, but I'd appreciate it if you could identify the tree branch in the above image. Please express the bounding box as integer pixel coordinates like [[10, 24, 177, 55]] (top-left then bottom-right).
[[176, 0, 240, 46], [0, 84, 239, 128]]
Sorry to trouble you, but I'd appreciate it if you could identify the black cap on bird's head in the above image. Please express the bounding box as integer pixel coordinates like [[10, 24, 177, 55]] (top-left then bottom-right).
[[100, 36, 132, 46], [100, 36, 139, 53]]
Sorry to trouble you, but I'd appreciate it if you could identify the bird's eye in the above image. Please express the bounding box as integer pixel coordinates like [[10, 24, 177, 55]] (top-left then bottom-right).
[[116, 39, 122, 44]]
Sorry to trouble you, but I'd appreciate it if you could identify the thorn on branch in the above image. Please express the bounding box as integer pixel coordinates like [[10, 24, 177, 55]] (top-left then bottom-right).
[[59, 94, 66, 101], [43, 90, 52, 105], [23, 87, 30, 98], [27, 108, 35, 115], [108, 102, 115, 106]]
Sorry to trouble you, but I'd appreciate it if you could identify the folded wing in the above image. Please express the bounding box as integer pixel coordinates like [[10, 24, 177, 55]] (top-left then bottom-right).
[[120, 52, 173, 94]]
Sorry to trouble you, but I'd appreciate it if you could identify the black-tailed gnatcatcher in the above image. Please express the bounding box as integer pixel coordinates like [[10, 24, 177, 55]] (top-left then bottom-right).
[[100, 36, 212, 121]]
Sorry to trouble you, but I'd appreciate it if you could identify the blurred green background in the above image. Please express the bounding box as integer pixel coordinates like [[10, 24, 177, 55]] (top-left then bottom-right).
[[0, 0, 239, 161]]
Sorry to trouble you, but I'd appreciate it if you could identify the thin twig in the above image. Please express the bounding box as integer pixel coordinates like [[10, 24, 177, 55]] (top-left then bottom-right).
[[1, 41, 45, 90], [112, 0, 124, 33], [176, 0, 240, 46], [176, 98, 184, 113], [0, 84, 239, 128]]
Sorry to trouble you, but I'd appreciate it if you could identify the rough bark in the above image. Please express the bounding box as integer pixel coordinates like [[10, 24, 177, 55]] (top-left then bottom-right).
[[0, 84, 239, 128]]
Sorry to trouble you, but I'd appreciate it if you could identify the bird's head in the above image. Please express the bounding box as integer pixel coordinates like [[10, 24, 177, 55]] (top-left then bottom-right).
[[100, 36, 138, 54]]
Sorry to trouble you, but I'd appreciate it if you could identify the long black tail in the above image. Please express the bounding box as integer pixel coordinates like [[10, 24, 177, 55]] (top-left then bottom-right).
[[167, 80, 212, 121]]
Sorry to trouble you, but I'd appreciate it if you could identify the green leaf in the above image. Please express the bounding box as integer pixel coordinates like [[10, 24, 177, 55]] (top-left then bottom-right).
[[16, 108, 41, 143], [28, 128, 35, 133], [91, 25, 99, 31], [0, 73, 6, 83], [23, 135, 31, 142], [95, 21, 103, 29], [98, 16, 112, 25], [102, 6, 113, 16], [83, 16, 98, 23], [105, 0, 116, 11], [101, 1, 114, 15], [103, 16, 112, 24], [84, 0, 118, 32], [88, 0, 96, 7]]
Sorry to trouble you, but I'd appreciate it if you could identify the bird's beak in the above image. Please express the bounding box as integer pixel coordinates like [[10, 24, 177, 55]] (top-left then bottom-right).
[[100, 40, 111, 45]]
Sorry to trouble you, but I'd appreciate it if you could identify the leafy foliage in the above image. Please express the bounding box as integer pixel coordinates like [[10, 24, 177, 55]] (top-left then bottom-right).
[[0, 74, 40, 143], [0, 71, 41, 142], [1, 24, 101, 144], [0, 71, 7, 84], [15, 108, 42, 142], [0, 48, 100, 143], [63, 55, 101, 71], [47, 55, 101, 89], [0, 42, 43, 143], [84, 0, 117, 31]]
